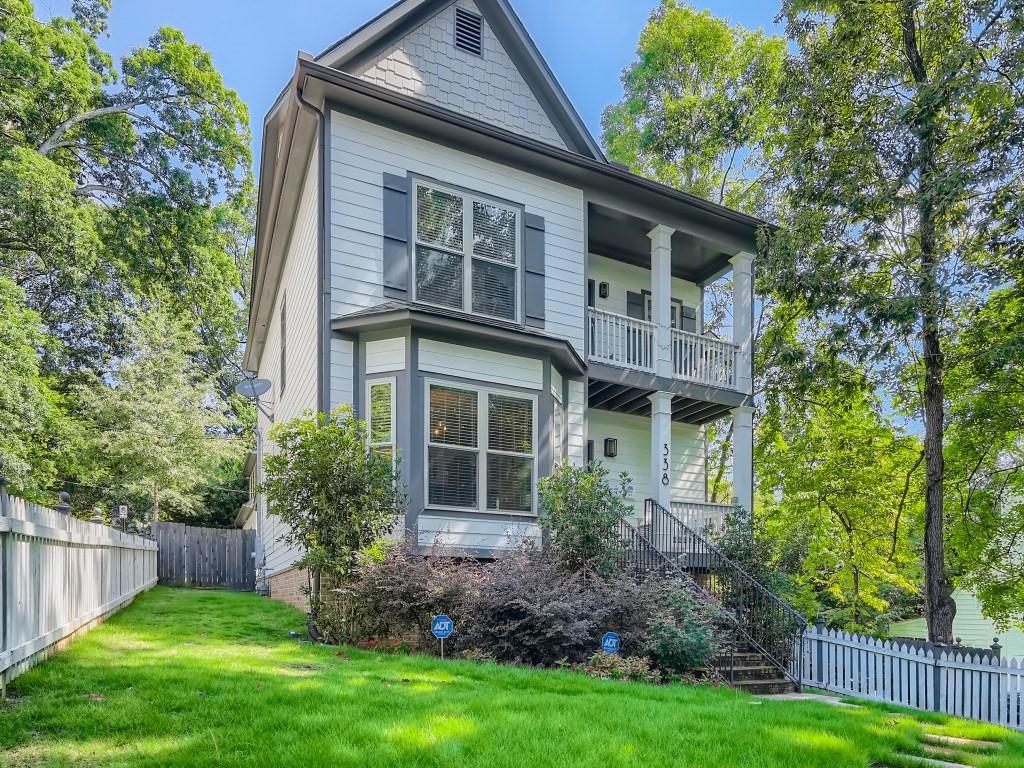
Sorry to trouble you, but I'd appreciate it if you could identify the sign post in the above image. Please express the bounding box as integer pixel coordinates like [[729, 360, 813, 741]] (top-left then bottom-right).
[[117, 504, 128, 532], [601, 631, 621, 655], [431, 614, 454, 659]]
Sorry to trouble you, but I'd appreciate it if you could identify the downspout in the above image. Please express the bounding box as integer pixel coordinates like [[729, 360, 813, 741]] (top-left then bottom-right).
[[295, 74, 330, 417], [295, 73, 329, 615]]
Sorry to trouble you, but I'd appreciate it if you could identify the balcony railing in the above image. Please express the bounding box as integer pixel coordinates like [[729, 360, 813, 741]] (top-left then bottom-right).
[[671, 328, 737, 389], [670, 500, 735, 536], [588, 308, 656, 373], [587, 308, 740, 390]]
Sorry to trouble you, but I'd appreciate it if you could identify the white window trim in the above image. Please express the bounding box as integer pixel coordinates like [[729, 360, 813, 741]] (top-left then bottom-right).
[[411, 179, 523, 324], [366, 376, 397, 461], [423, 377, 538, 517]]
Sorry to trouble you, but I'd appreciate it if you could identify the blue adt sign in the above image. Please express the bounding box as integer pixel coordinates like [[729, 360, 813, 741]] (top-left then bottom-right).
[[431, 614, 454, 639], [601, 631, 621, 655]]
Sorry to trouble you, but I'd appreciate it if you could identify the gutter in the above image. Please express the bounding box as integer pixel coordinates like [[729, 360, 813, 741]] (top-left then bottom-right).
[[297, 58, 772, 232]]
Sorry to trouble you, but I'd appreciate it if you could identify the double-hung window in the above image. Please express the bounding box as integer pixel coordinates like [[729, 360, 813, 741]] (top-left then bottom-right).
[[367, 378, 396, 461], [413, 181, 520, 322], [426, 382, 535, 514]]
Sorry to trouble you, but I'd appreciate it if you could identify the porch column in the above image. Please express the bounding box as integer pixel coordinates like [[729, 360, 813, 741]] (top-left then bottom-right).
[[649, 391, 673, 510], [731, 405, 754, 515], [730, 251, 754, 395], [648, 225, 674, 378]]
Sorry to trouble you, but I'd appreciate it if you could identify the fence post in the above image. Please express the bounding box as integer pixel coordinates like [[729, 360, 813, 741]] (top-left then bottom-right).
[[932, 644, 945, 712], [0, 475, 7, 696], [814, 619, 825, 688]]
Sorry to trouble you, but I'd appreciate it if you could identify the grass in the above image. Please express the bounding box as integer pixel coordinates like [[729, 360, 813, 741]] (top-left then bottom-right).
[[2, 588, 1023, 768]]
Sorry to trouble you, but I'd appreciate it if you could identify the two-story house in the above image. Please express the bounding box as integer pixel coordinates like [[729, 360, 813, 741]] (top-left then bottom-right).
[[244, 0, 763, 603]]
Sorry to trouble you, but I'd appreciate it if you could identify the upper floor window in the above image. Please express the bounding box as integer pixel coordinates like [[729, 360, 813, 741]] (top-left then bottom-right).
[[413, 182, 520, 322]]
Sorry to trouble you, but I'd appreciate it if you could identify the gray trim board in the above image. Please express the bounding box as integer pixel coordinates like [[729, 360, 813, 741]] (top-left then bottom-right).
[[332, 304, 586, 374]]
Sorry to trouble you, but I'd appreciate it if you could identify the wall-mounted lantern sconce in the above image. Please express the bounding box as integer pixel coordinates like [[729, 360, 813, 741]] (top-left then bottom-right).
[[599, 281, 610, 299], [604, 438, 618, 458]]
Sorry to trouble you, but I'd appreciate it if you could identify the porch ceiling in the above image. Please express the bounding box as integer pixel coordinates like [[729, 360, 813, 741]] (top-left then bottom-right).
[[587, 380, 733, 425], [588, 203, 736, 285]]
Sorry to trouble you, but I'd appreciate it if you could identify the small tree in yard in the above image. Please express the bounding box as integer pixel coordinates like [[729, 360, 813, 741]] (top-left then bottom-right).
[[539, 462, 632, 576], [262, 406, 403, 619]]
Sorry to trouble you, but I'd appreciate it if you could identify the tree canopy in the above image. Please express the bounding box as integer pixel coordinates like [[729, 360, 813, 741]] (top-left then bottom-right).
[[0, 0, 254, 524]]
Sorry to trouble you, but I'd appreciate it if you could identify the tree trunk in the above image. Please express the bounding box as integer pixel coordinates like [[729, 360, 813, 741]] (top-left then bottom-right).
[[901, 0, 956, 645], [709, 420, 734, 504]]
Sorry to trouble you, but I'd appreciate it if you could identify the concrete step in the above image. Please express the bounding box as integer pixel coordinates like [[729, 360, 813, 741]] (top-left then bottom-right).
[[922, 733, 1001, 752], [719, 665, 784, 682], [731, 678, 797, 695], [715, 651, 766, 667]]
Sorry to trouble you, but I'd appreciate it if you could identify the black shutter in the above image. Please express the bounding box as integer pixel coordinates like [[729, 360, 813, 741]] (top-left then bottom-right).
[[523, 212, 545, 327], [626, 290, 645, 320], [382, 172, 410, 298]]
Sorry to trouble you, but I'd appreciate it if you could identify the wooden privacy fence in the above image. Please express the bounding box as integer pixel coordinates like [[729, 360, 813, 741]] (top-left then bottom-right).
[[0, 484, 157, 688], [152, 522, 255, 591], [796, 625, 1024, 730]]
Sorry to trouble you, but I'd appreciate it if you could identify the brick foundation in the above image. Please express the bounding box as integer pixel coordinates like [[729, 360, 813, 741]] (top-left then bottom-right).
[[268, 566, 310, 613]]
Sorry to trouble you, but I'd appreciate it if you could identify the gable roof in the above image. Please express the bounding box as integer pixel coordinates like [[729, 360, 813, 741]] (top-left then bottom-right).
[[315, 0, 605, 161]]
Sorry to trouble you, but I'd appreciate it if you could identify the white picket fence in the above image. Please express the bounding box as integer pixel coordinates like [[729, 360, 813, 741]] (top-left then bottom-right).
[[0, 485, 158, 688], [796, 625, 1024, 730]]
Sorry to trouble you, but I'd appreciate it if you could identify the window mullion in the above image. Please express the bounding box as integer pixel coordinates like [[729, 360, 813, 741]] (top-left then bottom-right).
[[478, 389, 487, 513], [463, 193, 473, 313]]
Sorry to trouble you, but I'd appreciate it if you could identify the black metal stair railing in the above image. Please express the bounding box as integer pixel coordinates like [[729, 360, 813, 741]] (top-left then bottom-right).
[[638, 499, 807, 687]]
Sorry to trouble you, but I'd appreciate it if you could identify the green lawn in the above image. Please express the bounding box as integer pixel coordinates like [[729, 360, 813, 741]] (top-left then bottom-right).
[[2, 588, 1023, 767]]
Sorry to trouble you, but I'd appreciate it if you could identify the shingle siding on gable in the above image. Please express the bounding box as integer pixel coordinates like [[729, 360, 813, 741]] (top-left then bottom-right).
[[350, 0, 567, 149]]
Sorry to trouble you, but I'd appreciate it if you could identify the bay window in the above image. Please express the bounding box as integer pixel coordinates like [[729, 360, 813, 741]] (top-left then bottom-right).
[[426, 382, 535, 514], [414, 182, 520, 322]]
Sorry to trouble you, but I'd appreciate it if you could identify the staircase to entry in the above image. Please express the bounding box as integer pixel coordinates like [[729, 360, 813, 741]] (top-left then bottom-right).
[[613, 500, 806, 695]]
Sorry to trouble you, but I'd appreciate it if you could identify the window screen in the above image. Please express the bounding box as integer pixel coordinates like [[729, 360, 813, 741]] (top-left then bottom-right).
[[414, 182, 520, 321], [429, 386, 477, 447], [486, 393, 532, 512], [368, 382, 393, 444]]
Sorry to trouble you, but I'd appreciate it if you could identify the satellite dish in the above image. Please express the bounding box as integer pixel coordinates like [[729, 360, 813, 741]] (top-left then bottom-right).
[[234, 378, 271, 399]]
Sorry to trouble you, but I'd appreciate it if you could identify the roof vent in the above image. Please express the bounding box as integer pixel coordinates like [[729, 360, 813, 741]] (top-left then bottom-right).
[[454, 8, 483, 56]]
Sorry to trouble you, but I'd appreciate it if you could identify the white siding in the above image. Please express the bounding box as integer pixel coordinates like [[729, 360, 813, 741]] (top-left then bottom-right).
[[257, 150, 320, 576], [329, 111, 586, 354], [330, 337, 354, 411], [566, 378, 586, 466], [419, 338, 542, 390], [365, 337, 406, 374], [418, 514, 540, 552], [586, 409, 705, 517], [588, 253, 701, 317], [890, 590, 1024, 659], [350, 0, 566, 149]]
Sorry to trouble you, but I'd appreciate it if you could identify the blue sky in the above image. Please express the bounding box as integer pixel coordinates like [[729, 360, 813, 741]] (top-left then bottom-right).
[[41, 0, 781, 171]]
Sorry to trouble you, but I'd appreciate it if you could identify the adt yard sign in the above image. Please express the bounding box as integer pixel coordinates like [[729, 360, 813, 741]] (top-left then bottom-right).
[[431, 614, 454, 659], [431, 614, 454, 639], [601, 632, 621, 655]]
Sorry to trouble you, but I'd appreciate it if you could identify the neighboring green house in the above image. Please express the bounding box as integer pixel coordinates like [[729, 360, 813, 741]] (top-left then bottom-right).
[[891, 590, 1024, 659]]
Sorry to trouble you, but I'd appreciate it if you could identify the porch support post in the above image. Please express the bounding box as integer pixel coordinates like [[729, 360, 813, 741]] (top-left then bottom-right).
[[648, 225, 674, 378], [731, 405, 754, 515], [649, 391, 673, 510], [730, 251, 754, 395]]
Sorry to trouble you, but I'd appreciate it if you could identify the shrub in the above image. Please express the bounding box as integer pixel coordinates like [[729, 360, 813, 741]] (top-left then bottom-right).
[[538, 461, 632, 574], [643, 585, 719, 675], [458, 548, 663, 666], [579, 653, 661, 684], [325, 538, 481, 647], [262, 406, 403, 619]]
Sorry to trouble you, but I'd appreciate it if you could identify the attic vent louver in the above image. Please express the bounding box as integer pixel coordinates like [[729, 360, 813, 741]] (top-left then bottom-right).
[[454, 8, 483, 55]]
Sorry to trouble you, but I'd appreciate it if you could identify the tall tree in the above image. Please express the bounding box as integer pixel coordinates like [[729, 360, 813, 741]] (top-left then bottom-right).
[[765, 0, 1024, 641], [0, 0, 251, 373], [602, 0, 785, 215]]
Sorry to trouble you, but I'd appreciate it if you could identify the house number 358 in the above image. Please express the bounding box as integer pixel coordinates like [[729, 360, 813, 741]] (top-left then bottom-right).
[[661, 443, 670, 485]]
